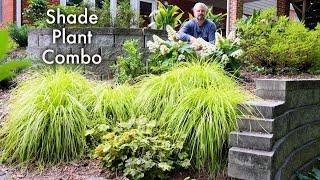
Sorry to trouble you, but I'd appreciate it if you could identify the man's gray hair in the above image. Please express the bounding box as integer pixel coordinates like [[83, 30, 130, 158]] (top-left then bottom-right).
[[193, 2, 208, 12]]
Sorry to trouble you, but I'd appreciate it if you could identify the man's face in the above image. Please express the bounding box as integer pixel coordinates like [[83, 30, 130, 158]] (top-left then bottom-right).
[[193, 5, 206, 21]]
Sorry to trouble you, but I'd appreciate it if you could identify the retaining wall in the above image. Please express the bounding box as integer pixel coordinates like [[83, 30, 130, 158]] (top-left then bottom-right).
[[228, 79, 320, 180], [27, 28, 166, 80]]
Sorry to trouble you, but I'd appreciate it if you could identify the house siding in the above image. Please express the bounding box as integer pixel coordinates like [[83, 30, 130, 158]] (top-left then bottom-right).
[[243, 0, 276, 15]]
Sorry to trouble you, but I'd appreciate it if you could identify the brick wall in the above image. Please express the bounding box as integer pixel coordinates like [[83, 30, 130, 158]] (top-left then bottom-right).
[[229, 0, 243, 31], [1, 0, 15, 26], [50, 0, 60, 4], [277, 0, 290, 16]]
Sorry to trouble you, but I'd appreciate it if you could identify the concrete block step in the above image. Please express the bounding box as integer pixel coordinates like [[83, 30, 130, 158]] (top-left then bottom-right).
[[244, 100, 285, 119], [230, 131, 274, 151], [228, 147, 274, 180], [237, 116, 274, 133]]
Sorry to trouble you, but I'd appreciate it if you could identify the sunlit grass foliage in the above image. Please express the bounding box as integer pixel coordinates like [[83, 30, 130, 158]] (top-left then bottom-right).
[[86, 83, 136, 126], [1, 67, 91, 164], [135, 62, 251, 175]]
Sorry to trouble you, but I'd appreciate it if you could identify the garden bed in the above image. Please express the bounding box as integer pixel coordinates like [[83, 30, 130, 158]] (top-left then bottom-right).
[[2, 69, 320, 180]]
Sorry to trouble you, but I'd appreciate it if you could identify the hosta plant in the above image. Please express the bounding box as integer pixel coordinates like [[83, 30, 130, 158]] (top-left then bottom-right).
[[135, 62, 251, 175], [95, 117, 191, 179], [0, 67, 91, 164]]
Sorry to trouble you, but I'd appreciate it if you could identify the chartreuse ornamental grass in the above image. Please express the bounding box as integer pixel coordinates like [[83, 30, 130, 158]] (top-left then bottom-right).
[[0, 67, 91, 164], [135, 62, 251, 175], [86, 83, 136, 126]]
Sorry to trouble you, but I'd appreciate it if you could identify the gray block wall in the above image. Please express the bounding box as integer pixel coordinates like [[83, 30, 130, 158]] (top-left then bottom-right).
[[27, 28, 167, 80], [228, 79, 320, 180]]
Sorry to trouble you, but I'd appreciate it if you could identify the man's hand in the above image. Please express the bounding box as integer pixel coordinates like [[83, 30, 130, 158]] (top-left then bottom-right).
[[189, 36, 197, 43]]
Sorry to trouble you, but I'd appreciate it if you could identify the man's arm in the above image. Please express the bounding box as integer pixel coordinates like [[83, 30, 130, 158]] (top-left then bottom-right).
[[177, 21, 193, 42], [208, 22, 217, 44]]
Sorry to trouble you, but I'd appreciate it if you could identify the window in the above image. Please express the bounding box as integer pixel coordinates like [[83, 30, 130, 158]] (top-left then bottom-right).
[[0, 0, 2, 23], [140, 1, 152, 26], [136, 0, 156, 27], [95, 0, 103, 8], [66, 0, 83, 5]]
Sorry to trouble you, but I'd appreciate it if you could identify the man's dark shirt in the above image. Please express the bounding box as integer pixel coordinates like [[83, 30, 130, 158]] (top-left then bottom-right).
[[177, 19, 216, 43]]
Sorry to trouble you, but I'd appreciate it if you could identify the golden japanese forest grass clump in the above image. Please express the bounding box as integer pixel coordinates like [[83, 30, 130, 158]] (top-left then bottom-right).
[[135, 62, 251, 174], [1, 67, 91, 164]]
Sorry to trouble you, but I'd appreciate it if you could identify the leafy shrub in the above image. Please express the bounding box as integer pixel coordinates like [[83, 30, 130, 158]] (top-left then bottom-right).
[[236, 8, 319, 74], [95, 117, 191, 179], [23, 0, 48, 25], [0, 29, 31, 83], [309, 24, 320, 73], [150, 1, 184, 30], [147, 25, 242, 74], [112, 40, 145, 84], [114, 0, 135, 28], [86, 83, 136, 126], [8, 23, 29, 47], [135, 63, 250, 175], [95, 0, 112, 27], [1, 67, 91, 164]]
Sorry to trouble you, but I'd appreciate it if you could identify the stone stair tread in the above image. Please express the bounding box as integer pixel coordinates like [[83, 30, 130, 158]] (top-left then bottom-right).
[[239, 115, 274, 121], [243, 100, 286, 119], [231, 131, 273, 138], [229, 147, 274, 158], [245, 100, 285, 107]]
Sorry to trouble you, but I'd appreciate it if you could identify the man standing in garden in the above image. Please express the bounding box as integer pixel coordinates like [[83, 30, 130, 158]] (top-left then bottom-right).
[[177, 3, 216, 44]]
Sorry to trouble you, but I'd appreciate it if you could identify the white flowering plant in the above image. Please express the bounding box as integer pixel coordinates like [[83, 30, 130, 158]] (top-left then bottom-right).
[[147, 25, 243, 75], [147, 26, 194, 74], [214, 31, 243, 76]]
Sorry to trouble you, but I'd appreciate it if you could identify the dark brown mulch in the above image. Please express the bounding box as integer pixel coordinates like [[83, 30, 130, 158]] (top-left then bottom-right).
[[0, 160, 126, 180]]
